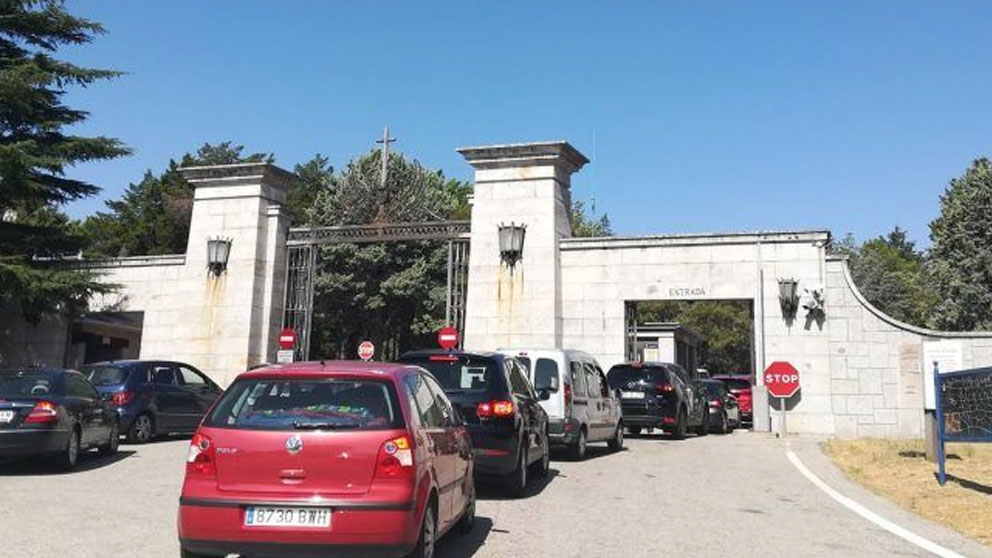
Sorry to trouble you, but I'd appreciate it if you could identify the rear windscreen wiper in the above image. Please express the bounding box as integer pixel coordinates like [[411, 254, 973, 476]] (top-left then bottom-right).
[[291, 421, 359, 430]]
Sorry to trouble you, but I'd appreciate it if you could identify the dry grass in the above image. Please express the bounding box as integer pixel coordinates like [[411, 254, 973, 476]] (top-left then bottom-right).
[[824, 438, 992, 546]]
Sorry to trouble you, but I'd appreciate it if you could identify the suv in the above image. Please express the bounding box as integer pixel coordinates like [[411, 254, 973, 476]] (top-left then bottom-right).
[[606, 362, 708, 439], [499, 349, 623, 460], [398, 350, 549, 497], [177, 361, 475, 558], [82, 360, 222, 443]]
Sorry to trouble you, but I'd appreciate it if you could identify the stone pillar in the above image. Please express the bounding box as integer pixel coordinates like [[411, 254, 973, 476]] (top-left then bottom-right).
[[458, 142, 588, 350], [164, 163, 295, 385]]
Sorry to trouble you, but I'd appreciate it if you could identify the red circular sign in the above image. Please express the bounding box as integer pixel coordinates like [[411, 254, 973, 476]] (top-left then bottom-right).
[[764, 361, 800, 398], [278, 328, 297, 350], [437, 326, 459, 350], [358, 340, 375, 361]]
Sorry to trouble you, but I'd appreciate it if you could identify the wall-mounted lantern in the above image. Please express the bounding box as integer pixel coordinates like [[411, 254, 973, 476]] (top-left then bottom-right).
[[206, 237, 232, 276], [778, 278, 799, 318], [497, 222, 526, 269]]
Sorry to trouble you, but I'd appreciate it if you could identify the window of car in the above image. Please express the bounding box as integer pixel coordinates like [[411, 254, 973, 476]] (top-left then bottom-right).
[[83, 365, 130, 387], [151, 365, 177, 386], [178, 366, 208, 386], [606, 364, 670, 389], [584, 363, 600, 399], [570, 360, 587, 396], [66, 374, 99, 399], [406, 373, 445, 428], [0, 370, 62, 397], [422, 374, 458, 426], [506, 359, 533, 399], [399, 354, 498, 394], [532, 358, 559, 392], [204, 378, 403, 431]]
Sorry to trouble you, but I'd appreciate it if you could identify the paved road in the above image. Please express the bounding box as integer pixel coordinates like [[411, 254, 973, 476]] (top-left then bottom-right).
[[1, 431, 989, 558]]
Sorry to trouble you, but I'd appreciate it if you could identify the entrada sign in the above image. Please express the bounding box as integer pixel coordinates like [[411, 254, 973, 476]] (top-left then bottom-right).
[[668, 287, 707, 297]]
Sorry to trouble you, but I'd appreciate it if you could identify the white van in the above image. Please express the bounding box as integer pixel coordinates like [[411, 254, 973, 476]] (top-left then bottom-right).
[[497, 349, 623, 460]]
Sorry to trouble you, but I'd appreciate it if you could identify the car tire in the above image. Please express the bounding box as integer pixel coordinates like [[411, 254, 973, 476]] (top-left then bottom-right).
[[99, 422, 120, 456], [568, 427, 587, 461], [407, 502, 437, 558], [127, 413, 155, 444], [504, 445, 528, 498], [695, 412, 709, 436], [608, 423, 624, 451], [627, 426, 642, 436], [530, 429, 550, 478], [671, 409, 687, 440], [55, 428, 81, 471], [455, 485, 476, 535]]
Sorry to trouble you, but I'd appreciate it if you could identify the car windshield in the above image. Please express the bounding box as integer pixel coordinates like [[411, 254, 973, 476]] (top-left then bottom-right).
[[720, 378, 752, 391], [83, 366, 130, 386], [0, 370, 62, 397], [204, 378, 403, 431], [701, 382, 724, 398], [400, 355, 498, 393], [606, 365, 668, 388]]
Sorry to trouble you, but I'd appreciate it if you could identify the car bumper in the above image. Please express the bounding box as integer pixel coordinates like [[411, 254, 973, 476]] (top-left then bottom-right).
[[178, 499, 419, 558], [548, 418, 582, 446], [0, 429, 70, 457], [467, 423, 521, 477]]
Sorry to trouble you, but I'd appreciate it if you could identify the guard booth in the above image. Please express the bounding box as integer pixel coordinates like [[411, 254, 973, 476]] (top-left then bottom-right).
[[634, 322, 703, 376]]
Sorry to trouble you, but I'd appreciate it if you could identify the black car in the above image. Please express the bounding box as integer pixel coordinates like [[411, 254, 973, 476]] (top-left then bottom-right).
[[606, 362, 708, 439], [0, 368, 119, 469], [398, 349, 550, 497], [699, 379, 741, 434], [81, 360, 222, 443]]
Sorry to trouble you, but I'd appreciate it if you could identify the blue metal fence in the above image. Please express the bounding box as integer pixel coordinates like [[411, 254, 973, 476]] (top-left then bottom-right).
[[935, 365, 992, 485]]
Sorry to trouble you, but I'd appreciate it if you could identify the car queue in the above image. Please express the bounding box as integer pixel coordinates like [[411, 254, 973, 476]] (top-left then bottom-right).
[[0, 348, 752, 558]]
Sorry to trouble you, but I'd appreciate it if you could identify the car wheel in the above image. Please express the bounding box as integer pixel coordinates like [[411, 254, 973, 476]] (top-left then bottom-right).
[[407, 501, 437, 558], [608, 423, 624, 451], [99, 422, 120, 456], [531, 429, 550, 478], [127, 413, 155, 444], [672, 409, 687, 440], [695, 412, 709, 436], [56, 428, 81, 471], [627, 426, 642, 436], [455, 485, 476, 535], [504, 445, 528, 498], [568, 427, 587, 461]]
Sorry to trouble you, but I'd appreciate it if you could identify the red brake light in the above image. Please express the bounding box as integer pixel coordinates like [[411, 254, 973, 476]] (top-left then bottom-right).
[[110, 391, 135, 406], [25, 401, 58, 424], [428, 355, 459, 362], [656, 384, 675, 394], [186, 432, 215, 476], [375, 435, 414, 479], [563, 383, 573, 418], [477, 400, 514, 419], [709, 399, 722, 408]]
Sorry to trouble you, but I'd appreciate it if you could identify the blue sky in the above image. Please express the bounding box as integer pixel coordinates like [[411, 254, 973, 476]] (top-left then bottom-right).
[[61, 1, 992, 246]]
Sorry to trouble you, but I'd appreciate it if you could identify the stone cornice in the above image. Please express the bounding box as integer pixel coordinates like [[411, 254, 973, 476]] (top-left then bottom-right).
[[179, 163, 298, 191], [562, 229, 831, 250], [457, 141, 589, 174]]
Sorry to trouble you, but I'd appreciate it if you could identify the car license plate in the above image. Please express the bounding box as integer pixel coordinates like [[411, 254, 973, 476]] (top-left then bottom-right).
[[621, 391, 645, 400], [0, 410, 14, 423], [244, 506, 331, 528]]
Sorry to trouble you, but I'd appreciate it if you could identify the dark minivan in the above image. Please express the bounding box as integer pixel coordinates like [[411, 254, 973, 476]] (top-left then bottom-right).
[[606, 362, 708, 439], [82, 360, 222, 443], [398, 350, 550, 497]]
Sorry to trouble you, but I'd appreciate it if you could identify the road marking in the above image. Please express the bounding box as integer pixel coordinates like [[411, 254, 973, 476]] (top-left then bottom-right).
[[785, 450, 967, 558]]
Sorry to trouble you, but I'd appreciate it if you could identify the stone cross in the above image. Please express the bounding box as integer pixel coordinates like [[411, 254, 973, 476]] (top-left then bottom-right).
[[374, 126, 396, 223]]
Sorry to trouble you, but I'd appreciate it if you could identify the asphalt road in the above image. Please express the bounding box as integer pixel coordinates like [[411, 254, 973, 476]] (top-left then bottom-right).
[[1, 430, 990, 558]]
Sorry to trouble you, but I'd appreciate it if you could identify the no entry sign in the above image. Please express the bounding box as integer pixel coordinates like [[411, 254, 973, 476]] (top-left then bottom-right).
[[278, 328, 296, 350], [358, 340, 375, 361], [764, 361, 800, 398], [437, 326, 459, 350]]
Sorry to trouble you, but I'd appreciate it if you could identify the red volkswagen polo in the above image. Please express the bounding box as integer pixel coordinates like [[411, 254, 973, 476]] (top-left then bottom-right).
[[178, 361, 475, 558]]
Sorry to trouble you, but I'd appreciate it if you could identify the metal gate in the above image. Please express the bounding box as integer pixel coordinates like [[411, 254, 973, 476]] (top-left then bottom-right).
[[282, 221, 470, 360]]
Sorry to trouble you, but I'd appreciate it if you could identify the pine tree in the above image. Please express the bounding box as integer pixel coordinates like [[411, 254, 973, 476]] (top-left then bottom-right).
[[0, 0, 130, 320]]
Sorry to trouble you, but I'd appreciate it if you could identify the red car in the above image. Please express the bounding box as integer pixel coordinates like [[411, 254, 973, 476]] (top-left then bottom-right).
[[178, 361, 475, 558], [713, 375, 752, 423]]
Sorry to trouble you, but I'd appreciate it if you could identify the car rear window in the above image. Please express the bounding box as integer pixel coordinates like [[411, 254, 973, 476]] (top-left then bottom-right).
[[606, 365, 669, 388], [203, 378, 403, 431], [400, 355, 499, 394], [0, 370, 62, 397], [701, 382, 725, 398], [532, 358, 559, 391], [84, 366, 130, 386], [721, 378, 752, 391]]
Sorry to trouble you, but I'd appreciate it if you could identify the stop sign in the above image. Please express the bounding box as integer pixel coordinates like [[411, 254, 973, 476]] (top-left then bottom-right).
[[358, 340, 375, 361], [764, 361, 800, 398], [437, 326, 459, 350], [278, 328, 296, 350]]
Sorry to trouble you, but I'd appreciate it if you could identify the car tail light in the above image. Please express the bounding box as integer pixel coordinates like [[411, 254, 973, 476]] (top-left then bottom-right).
[[375, 435, 414, 479], [186, 432, 215, 476], [655, 384, 675, 394], [563, 383, 573, 417], [110, 391, 135, 406], [428, 355, 458, 362], [24, 401, 58, 424], [709, 399, 722, 408], [477, 400, 514, 419]]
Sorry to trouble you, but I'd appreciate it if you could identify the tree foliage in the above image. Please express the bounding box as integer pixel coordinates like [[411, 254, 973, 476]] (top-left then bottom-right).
[[80, 142, 272, 257], [928, 158, 992, 330], [0, 0, 129, 320], [637, 300, 753, 375], [570, 199, 612, 237]]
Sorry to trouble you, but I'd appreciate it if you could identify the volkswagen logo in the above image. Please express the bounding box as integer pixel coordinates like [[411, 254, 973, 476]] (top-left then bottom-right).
[[285, 434, 303, 455]]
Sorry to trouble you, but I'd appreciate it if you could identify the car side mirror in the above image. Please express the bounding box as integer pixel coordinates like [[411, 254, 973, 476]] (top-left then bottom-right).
[[549, 376, 559, 392]]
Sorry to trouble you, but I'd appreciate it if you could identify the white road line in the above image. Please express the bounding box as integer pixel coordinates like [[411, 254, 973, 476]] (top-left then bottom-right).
[[785, 449, 967, 558]]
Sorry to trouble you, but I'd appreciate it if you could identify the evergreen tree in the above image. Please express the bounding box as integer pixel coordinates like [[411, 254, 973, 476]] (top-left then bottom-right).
[[0, 0, 129, 320], [928, 158, 992, 330]]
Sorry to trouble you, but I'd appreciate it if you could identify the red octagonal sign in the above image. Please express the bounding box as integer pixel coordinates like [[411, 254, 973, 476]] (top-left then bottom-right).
[[764, 361, 800, 398]]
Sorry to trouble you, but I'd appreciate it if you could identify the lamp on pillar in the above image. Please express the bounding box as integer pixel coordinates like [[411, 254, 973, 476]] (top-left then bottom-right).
[[777, 278, 799, 319], [497, 222, 526, 269], [206, 237, 232, 276]]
